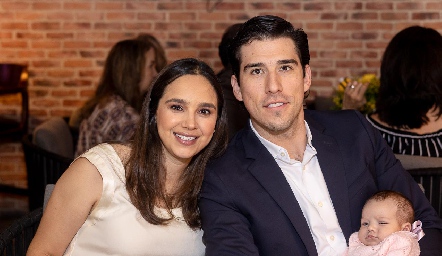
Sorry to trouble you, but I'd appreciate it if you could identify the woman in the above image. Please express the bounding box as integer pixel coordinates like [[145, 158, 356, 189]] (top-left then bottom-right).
[[27, 58, 228, 255], [343, 26, 442, 157], [137, 33, 168, 73], [71, 38, 159, 156]]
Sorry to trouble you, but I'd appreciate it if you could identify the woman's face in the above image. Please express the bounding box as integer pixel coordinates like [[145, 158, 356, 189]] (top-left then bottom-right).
[[139, 48, 158, 94], [156, 74, 218, 165]]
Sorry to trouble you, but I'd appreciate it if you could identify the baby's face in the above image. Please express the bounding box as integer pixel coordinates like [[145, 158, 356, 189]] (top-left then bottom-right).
[[358, 198, 405, 246]]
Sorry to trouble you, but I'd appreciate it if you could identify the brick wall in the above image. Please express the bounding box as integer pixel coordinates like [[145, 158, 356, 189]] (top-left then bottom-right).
[[1, 0, 442, 191]]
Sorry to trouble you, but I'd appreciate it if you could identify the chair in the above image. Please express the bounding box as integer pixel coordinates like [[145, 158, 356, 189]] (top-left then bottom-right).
[[0, 207, 42, 256], [0, 184, 54, 255], [22, 117, 75, 211], [0, 63, 29, 141], [407, 167, 442, 217], [395, 154, 442, 170]]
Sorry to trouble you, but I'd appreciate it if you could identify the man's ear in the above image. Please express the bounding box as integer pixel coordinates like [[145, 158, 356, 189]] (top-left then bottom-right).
[[401, 222, 411, 232], [303, 64, 312, 93], [231, 75, 243, 101]]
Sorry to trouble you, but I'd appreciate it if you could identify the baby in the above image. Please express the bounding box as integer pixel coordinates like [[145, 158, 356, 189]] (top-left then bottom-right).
[[346, 190, 424, 256]]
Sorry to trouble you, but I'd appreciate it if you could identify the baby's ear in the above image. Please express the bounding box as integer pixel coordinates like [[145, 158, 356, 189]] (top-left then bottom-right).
[[401, 222, 412, 231]]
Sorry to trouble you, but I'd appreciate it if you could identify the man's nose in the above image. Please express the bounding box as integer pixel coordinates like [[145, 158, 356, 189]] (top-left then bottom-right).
[[265, 71, 282, 93]]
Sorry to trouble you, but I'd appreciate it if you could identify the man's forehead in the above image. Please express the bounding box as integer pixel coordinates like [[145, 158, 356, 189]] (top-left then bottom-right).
[[238, 38, 300, 66]]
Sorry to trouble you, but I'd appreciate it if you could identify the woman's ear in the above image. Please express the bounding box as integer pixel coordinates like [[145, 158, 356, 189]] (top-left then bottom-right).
[[231, 75, 243, 102]]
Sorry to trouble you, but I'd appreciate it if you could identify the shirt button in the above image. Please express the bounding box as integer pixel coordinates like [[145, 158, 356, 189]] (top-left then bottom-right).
[[280, 152, 285, 157], [330, 235, 335, 241], [318, 202, 323, 207]]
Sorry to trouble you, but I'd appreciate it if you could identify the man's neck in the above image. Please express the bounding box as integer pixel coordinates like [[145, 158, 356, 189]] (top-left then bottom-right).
[[253, 120, 307, 161]]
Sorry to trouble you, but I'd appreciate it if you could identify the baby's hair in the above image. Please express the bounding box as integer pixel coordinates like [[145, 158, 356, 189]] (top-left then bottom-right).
[[365, 190, 414, 225]]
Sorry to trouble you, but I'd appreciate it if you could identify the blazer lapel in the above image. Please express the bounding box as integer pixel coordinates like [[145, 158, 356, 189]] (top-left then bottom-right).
[[306, 116, 353, 239], [241, 127, 318, 255]]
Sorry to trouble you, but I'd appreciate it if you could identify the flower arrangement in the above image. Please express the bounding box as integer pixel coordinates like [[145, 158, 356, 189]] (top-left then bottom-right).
[[332, 73, 380, 114]]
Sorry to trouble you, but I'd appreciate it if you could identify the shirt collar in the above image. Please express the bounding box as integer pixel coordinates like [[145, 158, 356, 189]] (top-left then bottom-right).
[[250, 119, 316, 163]]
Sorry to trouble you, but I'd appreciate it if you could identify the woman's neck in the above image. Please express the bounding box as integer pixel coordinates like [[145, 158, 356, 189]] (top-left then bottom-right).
[[371, 108, 442, 134]]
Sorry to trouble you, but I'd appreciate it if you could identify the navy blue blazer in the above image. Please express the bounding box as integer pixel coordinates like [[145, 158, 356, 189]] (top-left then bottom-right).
[[199, 110, 442, 255]]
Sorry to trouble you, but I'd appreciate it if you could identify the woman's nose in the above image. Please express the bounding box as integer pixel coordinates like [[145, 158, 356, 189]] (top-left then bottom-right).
[[182, 114, 196, 130]]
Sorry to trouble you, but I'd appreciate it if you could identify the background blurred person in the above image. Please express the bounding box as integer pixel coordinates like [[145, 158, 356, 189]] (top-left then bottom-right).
[[27, 58, 228, 256], [72, 39, 158, 156], [137, 33, 168, 73], [343, 26, 442, 157], [217, 23, 249, 140]]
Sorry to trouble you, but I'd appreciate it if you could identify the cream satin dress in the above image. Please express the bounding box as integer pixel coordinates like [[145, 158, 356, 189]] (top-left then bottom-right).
[[64, 143, 205, 256]]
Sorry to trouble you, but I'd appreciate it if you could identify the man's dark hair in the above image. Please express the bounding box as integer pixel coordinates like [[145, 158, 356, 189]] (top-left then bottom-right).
[[228, 15, 310, 81]]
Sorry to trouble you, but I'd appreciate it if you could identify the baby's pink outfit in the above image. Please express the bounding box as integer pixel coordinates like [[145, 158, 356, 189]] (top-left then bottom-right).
[[345, 231, 420, 256]]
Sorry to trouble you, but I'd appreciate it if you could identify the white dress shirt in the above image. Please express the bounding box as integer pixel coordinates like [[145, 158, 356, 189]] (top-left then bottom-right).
[[250, 120, 347, 255]]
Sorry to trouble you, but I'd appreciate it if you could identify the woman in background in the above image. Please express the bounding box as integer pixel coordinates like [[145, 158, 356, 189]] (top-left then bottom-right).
[[27, 58, 228, 255], [343, 26, 442, 157], [72, 39, 159, 156], [137, 33, 168, 73]]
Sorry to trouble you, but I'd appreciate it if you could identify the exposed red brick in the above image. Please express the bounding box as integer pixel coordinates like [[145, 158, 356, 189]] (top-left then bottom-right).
[[184, 22, 212, 30], [95, 2, 125, 10], [126, 2, 156, 10], [412, 13, 440, 20], [158, 2, 184, 10], [397, 2, 423, 10], [304, 2, 332, 11], [334, 2, 362, 10], [381, 12, 409, 20], [64, 2, 92, 10], [366, 2, 393, 10], [277, 3, 301, 10], [170, 12, 197, 21], [64, 60, 93, 68], [31, 22, 60, 30], [32, 2, 62, 10], [352, 12, 378, 20], [249, 2, 275, 10]]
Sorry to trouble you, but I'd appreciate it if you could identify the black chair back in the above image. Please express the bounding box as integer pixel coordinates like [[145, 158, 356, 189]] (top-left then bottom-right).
[[21, 134, 73, 211], [0, 207, 42, 256], [408, 167, 442, 217]]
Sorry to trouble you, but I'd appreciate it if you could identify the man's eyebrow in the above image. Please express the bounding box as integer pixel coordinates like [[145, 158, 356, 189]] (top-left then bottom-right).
[[278, 59, 298, 65], [243, 62, 264, 71], [243, 59, 299, 72]]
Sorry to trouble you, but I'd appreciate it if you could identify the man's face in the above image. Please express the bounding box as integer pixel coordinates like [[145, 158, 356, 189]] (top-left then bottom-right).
[[231, 37, 311, 138]]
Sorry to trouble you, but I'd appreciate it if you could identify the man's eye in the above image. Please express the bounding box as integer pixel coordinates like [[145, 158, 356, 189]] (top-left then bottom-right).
[[280, 65, 293, 71], [379, 222, 388, 225], [250, 68, 262, 75]]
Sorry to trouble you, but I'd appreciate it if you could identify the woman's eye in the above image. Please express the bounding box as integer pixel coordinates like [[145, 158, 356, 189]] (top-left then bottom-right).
[[170, 105, 183, 111], [199, 109, 212, 115]]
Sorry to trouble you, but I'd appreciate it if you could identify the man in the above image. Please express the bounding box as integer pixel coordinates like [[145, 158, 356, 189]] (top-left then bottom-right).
[[199, 15, 442, 255], [217, 23, 249, 140]]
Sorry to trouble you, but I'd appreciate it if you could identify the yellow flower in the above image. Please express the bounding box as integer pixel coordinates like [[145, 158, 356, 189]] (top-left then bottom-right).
[[332, 74, 380, 114]]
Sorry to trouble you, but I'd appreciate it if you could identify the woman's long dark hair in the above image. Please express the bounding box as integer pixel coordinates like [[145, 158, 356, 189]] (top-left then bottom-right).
[[77, 39, 153, 122], [126, 58, 228, 229]]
